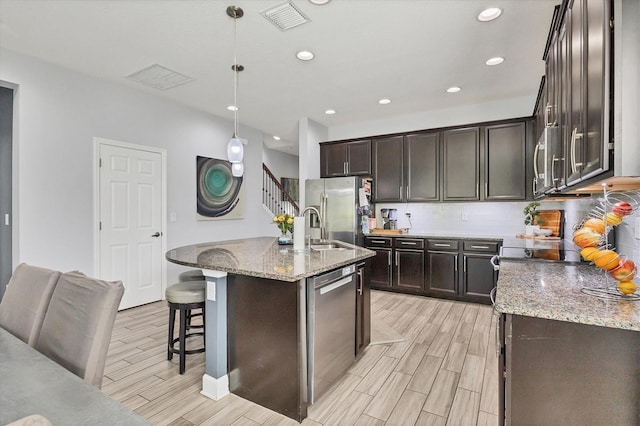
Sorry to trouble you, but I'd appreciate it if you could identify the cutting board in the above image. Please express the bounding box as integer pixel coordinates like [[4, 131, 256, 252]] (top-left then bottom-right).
[[537, 210, 563, 237], [370, 228, 408, 235]]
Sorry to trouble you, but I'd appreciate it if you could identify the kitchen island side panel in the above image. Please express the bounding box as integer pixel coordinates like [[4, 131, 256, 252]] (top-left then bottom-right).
[[227, 274, 307, 422], [505, 314, 639, 425]]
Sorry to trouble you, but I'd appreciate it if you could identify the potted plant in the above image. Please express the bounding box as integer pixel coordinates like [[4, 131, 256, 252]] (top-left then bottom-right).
[[523, 202, 544, 235]]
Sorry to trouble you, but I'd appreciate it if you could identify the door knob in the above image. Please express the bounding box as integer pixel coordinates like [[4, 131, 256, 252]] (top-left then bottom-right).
[[151, 232, 162, 237]]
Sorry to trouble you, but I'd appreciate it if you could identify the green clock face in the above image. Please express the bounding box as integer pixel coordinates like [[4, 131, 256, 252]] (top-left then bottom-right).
[[196, 156, 242, 217]]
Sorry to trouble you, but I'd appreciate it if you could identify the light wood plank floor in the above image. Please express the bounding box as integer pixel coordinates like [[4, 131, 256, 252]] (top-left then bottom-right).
[[103, 291, 499, 425]]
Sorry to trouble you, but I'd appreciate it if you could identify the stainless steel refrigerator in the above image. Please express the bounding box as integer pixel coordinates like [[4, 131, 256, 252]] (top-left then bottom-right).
[[305, 177, 373, 246]]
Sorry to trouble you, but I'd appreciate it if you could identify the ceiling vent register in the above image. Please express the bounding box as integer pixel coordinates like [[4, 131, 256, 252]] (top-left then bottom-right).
[[261, 1, 311, 31], [126, 64, 193, 90]]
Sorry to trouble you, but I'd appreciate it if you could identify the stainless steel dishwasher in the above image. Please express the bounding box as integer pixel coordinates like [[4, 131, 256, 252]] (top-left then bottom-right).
[[307, 264, 356, 404]]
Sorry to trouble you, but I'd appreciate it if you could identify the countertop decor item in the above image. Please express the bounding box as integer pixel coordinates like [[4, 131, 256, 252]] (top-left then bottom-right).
[[523, 201, 543, 226], [274, 213, 294, 244]]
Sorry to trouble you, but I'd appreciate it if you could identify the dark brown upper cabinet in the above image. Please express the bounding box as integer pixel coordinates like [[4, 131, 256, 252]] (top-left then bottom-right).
[[320, 140, 372, 177], [405, 133, 439, 202], [372, 136, 404, 202], [372, 133, 439, 203], [540, 0, 612, 193], [484, 122, 527, 200], [442, 127, 480, 201]]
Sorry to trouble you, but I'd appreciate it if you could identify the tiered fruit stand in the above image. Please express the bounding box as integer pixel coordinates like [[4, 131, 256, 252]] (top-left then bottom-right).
[[573, 186, 639, 301]]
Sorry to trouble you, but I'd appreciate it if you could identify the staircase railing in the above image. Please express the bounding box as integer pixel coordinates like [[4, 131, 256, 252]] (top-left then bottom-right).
[[262, 164, 299, 217]]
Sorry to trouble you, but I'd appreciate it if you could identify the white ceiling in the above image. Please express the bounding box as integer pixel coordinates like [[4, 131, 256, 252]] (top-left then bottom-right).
[[0, 0, 557, 156]]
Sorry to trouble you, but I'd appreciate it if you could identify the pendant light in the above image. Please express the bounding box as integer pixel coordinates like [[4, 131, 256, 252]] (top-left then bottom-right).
[[227, 6, 246, 177]]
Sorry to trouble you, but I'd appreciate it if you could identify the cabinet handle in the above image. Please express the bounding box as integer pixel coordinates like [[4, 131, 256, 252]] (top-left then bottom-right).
[[406, 186, 409, 200], [532, 177, 537, 195], [370, 239, 386, 244], [463, 256, 467, 272], [533, 142, 540, 180], [346, 161, 349, 175], [490, 255, 500, 271], [570, 128, 584, 173], [387, 251, 392, 266], [433, 243, 451, 248], [357, 269, 363, 295], [343, 162, 347, 175], [399, 186, 402, 199], [454, 254, 458, 272], [471, 245, 490, 249], [544, 104, 552, 127], [400, 241, 417, 246]]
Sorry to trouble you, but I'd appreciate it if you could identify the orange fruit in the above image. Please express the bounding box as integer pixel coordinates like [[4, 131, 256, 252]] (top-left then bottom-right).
[[580, 247, 600, 261], [592, 249, 620, 270], [617, 281, 637, 295], [583, 218, 606, 234], [572, 228, 601, 248], [603, 212, 623, 226]]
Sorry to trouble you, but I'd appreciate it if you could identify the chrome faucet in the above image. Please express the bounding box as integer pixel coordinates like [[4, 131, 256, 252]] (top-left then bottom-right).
[[302, 205, 327, 242]]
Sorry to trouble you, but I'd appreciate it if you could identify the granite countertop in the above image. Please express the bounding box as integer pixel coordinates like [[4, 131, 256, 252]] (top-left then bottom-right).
[[495, 260, 639, 331], [166, 237, 375, 282]]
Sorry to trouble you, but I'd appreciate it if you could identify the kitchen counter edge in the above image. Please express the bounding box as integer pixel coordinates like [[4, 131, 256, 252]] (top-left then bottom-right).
[[166, 236, 375, 282], [495, 260, 639, 332]]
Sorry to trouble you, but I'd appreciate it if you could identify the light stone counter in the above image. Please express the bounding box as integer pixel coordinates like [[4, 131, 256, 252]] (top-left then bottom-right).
[[495, 260, 640, 331], [166, 236, 375, 282]]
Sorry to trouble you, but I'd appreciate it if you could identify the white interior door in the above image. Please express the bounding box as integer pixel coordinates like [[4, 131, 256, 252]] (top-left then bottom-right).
[[98, 141, 164, 310]]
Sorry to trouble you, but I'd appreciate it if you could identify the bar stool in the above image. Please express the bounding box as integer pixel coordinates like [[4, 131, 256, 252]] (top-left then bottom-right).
[[178, 269, 205, 282], [166, 280, 206, 374]]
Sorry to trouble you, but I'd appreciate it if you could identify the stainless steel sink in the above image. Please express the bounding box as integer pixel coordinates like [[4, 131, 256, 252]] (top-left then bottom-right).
[[310, 242, 352, 251]]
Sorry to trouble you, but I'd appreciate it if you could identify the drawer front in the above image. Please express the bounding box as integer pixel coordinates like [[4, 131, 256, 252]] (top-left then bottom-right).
[[365, 237, 393, 248], [463, 241, 500, 253], [428, 240, 459, 251], [394, 238, 425, 249]]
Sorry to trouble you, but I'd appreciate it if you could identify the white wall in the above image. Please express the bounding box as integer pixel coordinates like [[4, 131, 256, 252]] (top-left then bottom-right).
[[328, 95, 535, 141], [262, 147, 298, 180], [1, 49, 273, 283], [298, 118, 325, 208]]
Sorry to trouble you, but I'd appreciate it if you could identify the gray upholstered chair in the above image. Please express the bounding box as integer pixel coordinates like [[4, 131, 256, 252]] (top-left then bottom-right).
[[33, 271, 124, 388], [0, 263, 61, 346]]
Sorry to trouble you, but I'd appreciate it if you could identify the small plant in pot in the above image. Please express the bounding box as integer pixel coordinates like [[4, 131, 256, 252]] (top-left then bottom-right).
[[523, 202, 544, 235]]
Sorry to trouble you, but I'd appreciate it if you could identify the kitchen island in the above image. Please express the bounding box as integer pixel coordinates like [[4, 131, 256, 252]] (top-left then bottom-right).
[[495, 260, 639, 425], [166, 237, 375, 422]]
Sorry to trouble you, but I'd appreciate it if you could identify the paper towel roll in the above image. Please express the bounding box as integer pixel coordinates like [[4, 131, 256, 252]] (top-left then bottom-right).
[[293, 217, 305, 250]]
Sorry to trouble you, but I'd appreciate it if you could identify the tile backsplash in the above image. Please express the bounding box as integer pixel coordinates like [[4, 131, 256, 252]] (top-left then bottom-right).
[[375, 196, 639, 263]]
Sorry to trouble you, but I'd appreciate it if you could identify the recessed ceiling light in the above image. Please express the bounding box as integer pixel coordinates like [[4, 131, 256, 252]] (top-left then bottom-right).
[[478, 7, 502, 22], [378, 98, 392, 105], [446, 86, 461, 93], [273, 135, 281, 140], [486, 57, 505, 66], [309, 0, 331, 4], [227, 105, 238, 111], [325, 109, 336, 115], [296, 50, 315, 61]]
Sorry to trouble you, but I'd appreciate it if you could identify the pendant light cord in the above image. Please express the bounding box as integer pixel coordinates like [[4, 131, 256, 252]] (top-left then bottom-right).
[[233, 12, 239, 138]]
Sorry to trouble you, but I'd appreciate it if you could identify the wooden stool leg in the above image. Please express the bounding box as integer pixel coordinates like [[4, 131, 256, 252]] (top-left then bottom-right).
[[179, 306, 187, 374], [167, 305, 176, 361]]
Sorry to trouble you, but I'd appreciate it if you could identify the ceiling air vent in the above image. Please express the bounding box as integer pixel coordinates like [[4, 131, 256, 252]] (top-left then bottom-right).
[[261, 1, 311, 31], [126, 64, 193, 90]]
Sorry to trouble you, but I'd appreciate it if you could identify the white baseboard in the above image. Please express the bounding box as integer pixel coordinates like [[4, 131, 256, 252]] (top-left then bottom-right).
[[201, 373, 230, 400]]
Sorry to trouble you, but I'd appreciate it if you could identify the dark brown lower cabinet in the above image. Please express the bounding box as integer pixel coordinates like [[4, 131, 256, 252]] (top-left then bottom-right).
[[427, 251, 458, 297], [368, 249, 392, 289], [367, 236, 501, 304], [365, 237, 425, 293]]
